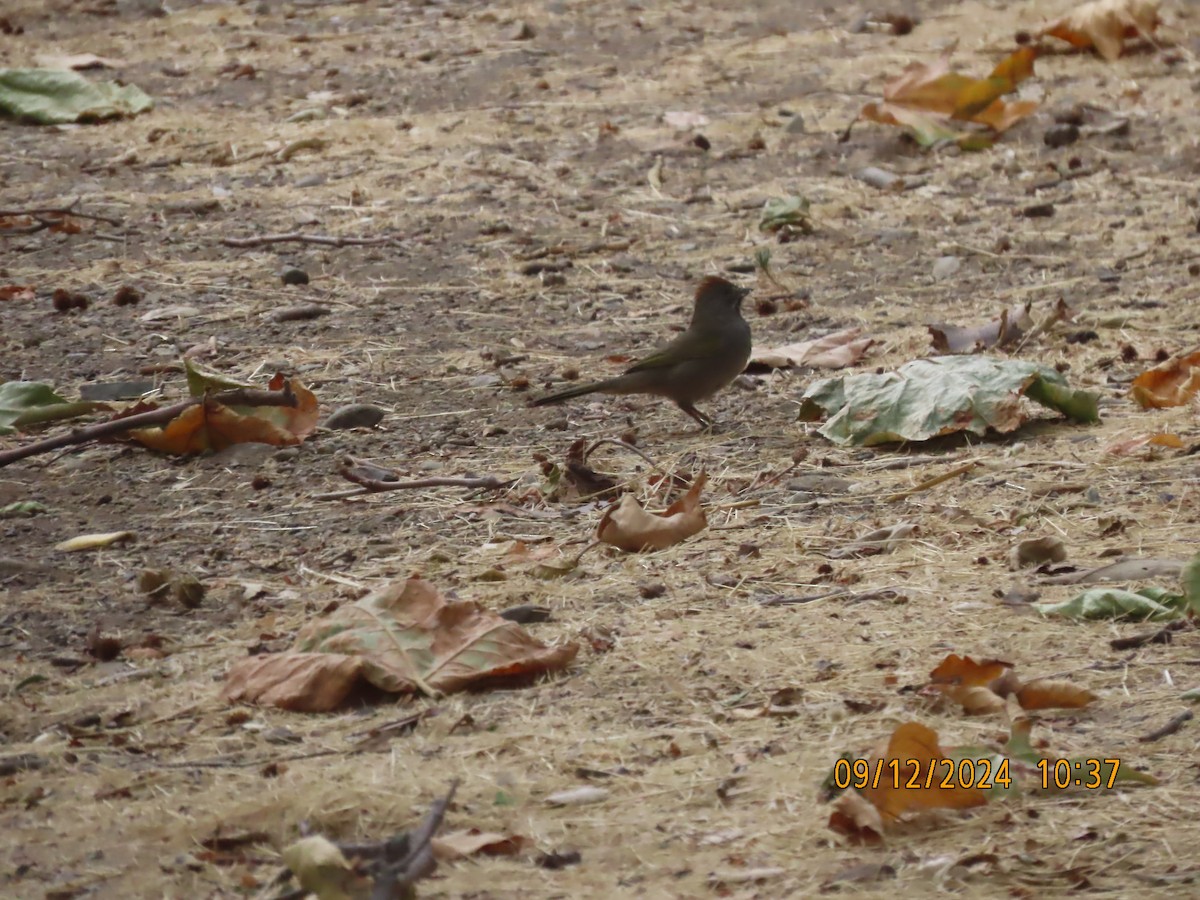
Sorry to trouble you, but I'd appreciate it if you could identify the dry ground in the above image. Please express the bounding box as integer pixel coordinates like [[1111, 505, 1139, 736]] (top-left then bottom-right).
[[2, 0, 1200, 897]]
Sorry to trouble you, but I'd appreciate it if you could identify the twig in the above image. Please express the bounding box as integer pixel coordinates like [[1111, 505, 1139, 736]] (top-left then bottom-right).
[[222, 232, 399, 248], [1139, 710, 1193, 743], [321, 780, 457, 900], [0, 196, 122, 235], [156, 748, 341, 769], [884, 461, 981, 502], [0, 387, 297, 468]]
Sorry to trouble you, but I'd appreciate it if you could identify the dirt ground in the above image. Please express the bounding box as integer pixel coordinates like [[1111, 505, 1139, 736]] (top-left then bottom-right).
[[2, 0, 1199, 897]]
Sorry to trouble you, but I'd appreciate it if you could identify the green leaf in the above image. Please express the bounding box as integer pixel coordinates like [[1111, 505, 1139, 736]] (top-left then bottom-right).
[[800, 356, 1100, 447], [1034, 587, 1185, 621], [0, 381, 105, 434], [184, 358, 253, 396], [759, 195, 812, 233], [0, 69, 152, 124], [0, 501, 48, 519]]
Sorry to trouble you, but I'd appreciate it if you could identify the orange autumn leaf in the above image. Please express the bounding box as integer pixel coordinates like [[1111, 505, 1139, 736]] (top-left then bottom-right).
[[860, 48, 1038, 147], [0, 285, 36, 302], [1015, 679, 1098, 711], [1105, 432, 1184, 456], [597, 471, 708, 551], [1130, 350, 1200, 409], [1037, 0, 1161, 62], [129, 376, 319, 455], [929, 653, 1096, 713], [860, 723, 988, 821]]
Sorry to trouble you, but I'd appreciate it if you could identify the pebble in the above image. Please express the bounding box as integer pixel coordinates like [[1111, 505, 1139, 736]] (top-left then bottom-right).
[[280, 267, 309, 286], [932, 256, 961, 280], [1043, 123, 1080, 148], [323, 404, 385, 430]]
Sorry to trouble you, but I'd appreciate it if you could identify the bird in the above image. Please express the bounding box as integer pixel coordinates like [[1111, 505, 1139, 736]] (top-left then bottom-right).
[[530, 276, 752, 427]]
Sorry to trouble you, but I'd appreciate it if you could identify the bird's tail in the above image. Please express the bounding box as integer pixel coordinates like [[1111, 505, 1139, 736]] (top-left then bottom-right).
[[529, 380, 612, 407]]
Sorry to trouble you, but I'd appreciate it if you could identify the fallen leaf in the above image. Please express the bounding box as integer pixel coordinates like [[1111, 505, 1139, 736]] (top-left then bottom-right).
[[55, 531, 135, 552], [832, 722, 988, 837], [799, 356, 1098, 447], [221, 577, 579, 710], [1034, 586, 1185, 621], [1036, 0, 1161, 62], [0, 285, 35, 302], [929, 301, 1042, 353], [432, 829, 527, 860], [129, 374, 319, 455], [281, 835, 367, 900], [1105, 432, 1184, 456], [1039, 557, 1184, 584], [859, 47, 1038, 148], [1016, 680, 1098, 710], [597, 472, 708, 552], [1009, 536, 1067, 569], [929, 654, 1096, 713], [1130, 349, 1200, 409], [749, 328, 875, 370]]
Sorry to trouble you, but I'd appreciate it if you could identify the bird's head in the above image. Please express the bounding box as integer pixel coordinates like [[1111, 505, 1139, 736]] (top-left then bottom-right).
[[691, 276, 751, 326]]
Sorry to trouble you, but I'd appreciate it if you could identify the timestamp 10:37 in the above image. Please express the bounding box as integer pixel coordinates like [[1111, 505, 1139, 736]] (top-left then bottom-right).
[[833, 757, 1123, 791]]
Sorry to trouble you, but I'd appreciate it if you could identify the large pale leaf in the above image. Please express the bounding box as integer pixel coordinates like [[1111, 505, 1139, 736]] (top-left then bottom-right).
[[222, 578, 578, 710], [799, 356, 1099, 447], [0, 68, 152, 123], [1034, 587, 1184, 621]]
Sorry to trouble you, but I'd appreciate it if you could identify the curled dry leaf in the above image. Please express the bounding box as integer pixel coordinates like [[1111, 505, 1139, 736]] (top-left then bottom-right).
[[432, 829, 527, 860], [859, 47, 1038, 148], [1129, 349, 1200, 409], [929, 654, 1096, 713], [281, 835, 368, 900], [1036, 0, 1161, 62], [596, 472, 707, 552], [829, 722, 988, 842], [1009, 535, 1067, 570], [55, 531, 135, 552], [1105, 433, 1183, 456], [927, 298, 1068, 354], [221, 577, 579, 711], [748, 328, 875, 371]]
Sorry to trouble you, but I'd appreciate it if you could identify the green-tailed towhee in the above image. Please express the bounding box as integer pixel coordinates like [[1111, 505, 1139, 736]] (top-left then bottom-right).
[[531, 276, 752, 427]]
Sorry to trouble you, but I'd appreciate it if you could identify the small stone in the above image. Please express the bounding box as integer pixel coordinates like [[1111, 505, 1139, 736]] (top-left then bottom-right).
[[638, 582, 667, 599], [784, 114, 805, 134], [1021, 202, 1055, 218], [1043, 123, 1080, 148], [280, 267, 309, 286], [323, 404, 385, 430], [932, 256, 961, 280], [507, 20, 536, 40]]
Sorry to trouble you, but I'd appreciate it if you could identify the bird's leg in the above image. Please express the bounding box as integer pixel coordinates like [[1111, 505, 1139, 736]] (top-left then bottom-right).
[[678, 402, 712, 429]]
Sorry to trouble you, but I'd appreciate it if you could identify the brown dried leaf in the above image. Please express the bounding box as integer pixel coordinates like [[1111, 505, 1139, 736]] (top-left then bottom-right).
[[1105, 432, 1184, 456], [1016, 679, 1098, 710], [749, 328, 875, 370], [432, 829, 527, 860], [221, 578, 579, 710], [597, 472, 707, 552], [929, 302, 1034, 353], [1036, 0, 1161, 62], [1130, 349, 1200, 409]]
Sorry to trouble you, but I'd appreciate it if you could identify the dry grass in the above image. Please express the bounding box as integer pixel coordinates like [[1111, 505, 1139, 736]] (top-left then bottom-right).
[[2, 0, 1200, 897]]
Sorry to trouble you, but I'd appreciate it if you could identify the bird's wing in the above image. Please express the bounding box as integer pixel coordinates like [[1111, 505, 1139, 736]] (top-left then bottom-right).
[[624, 332, 717, 372]]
